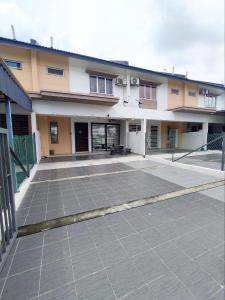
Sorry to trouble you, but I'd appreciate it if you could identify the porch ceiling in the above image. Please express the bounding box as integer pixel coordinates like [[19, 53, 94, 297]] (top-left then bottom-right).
[[29, 90, 119, 106]]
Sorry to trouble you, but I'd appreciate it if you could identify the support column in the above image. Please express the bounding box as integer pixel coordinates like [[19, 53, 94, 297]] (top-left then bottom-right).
[[31, 112, 41, 163], [5, 97, 17, 191], [202, 122, 208, 150], [141, 119, 147, 156]]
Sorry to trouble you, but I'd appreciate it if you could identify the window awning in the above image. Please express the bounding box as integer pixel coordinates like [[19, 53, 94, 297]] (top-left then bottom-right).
[[0, 58, 32, 112]]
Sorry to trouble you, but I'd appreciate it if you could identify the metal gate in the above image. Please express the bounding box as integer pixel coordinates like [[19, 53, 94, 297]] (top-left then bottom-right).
[[0, 129, 17, 272]]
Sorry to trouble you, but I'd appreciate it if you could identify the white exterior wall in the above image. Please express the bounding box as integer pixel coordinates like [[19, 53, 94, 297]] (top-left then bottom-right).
[[182, 131, 205, 150]]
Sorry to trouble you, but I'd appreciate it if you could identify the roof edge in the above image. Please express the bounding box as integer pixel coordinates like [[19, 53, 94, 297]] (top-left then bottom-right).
[[0, 37, 224, 90]]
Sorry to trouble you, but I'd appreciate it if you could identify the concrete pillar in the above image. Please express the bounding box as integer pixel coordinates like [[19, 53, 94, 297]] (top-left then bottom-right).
[[31, 112, 37, 133], [88, 122, 92, 152], [141, 119, 147, 156], [202, 122, 208, 150]]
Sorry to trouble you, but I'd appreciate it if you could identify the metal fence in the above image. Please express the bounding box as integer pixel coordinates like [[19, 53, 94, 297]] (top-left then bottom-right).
[[0, 129, 17, 272], [13, 133, 36, 189]]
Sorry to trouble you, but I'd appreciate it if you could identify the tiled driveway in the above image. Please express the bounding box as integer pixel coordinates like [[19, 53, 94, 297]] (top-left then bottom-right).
[[0, 160, 224, 300]]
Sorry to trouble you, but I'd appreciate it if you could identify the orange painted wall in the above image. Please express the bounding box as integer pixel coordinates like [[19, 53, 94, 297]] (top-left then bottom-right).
[[168, 80, 199, 109], [0, 45, 69, 93], [168, 80, 185, 109], [37, 115, 72, 156], [0, 45, 33, 91], [161, 122, 187, 148], [37, 52, 69, 92], [184, 83, 198, 107]]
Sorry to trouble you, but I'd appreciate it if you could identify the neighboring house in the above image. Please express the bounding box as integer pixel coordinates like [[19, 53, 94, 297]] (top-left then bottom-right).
[[0, 37, 224, 160]]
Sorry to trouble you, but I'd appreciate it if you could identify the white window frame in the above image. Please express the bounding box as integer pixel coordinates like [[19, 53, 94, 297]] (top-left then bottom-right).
[[204, 95, 216, 108], [90, 75, 113, 95], [4, 59, 22, 70], [139, 84, 156, 100], [47, 66, 64, 76]]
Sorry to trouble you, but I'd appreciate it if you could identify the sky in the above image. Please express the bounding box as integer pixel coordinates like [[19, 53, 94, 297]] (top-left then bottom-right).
[[0, 0, 224, 83]]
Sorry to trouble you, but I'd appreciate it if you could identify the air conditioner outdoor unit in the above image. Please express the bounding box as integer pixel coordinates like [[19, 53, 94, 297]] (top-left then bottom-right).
[[115, 76, 127, 86], [130, 77, 139, 86], [200, 88, 209, 95]]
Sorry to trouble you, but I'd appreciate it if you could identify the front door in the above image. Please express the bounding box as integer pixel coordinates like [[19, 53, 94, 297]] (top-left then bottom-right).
[[75, 123, 88, 152]]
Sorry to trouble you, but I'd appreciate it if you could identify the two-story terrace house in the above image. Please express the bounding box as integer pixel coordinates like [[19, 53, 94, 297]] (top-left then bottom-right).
[[0, 37, 224, 160]]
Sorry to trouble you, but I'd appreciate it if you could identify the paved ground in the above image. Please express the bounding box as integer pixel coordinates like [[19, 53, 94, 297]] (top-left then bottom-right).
[[176, 153, 224, 171], [0, 158, 224, 300]]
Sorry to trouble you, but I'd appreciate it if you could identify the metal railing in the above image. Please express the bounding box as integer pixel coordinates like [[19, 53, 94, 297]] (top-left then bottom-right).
[[0, 129, 17, 272], [172, 134, 225, 171]]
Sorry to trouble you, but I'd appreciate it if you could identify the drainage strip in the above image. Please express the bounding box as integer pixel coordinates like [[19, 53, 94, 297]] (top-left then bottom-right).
[[18, 179, 225, 237], [31, 169, 138, 184]]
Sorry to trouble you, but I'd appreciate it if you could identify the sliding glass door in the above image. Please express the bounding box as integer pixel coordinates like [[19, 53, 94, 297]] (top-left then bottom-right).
[[92, 123, 120, 151]]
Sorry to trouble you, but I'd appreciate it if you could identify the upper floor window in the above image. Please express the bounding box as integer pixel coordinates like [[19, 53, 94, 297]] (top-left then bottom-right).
[[50, 122, 59, 144], [90, 75, 113, 95], [139, 84, 156, 100], [171, 88, 179, 95], [47, 67, 64, 76], [204, 96, 216, 108], [188, 90, 196, 97], [4, 59, 22, 70]]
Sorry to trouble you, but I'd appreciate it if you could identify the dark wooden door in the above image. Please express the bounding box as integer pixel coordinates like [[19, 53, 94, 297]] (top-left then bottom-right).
[[75, 123, 88, 152]]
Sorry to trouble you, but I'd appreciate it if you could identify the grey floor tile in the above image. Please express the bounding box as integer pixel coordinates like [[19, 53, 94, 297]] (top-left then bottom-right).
[[97, 240, 128, 267], [76, 270, 115, 300], [104, 213, 125, 226], [9, 247, 42, 275], [39, 282, 77, 300], [40, 258, 74, 294], [46, 208, 65, 220], [175, 228, 220, 259], [90, 226, 116, 246], [111, 220, 135, 238], [126, 216, 151, 232], [1, 267, 40, 300], [25, 211, 46, 224], [195, 253, 225, 285], [155, 241, 192, 273], [120, 233, 150, 256], [121, 285, 151, 300], [44, 227, 68, 245], [106, 259, 144, 298], [174, 260, 221, 299], [208, 288, 225, 300], [140, 227, 170, 248], [16, 232, 44, 252], [0, 255, 13, 279], [72, 248, 103, 280], [133, 249, 169, 284], [148, 273, 194, 300], [69, 233, 95, 255], [67, 221, 90, 238], [42, 239, 70, 264]]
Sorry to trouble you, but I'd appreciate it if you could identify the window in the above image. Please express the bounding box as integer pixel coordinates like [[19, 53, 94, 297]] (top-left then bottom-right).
[[129, 124, 141, 132], [47, 67, 64, 76], [50, 122, 59, 144], [204, 96, 216, 108], [188, 90, 196, 97], [89, 75, 113, 94], [4, 60, 22, 70], [139, 84, 156, 100], [171, 88, 179, 95]]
